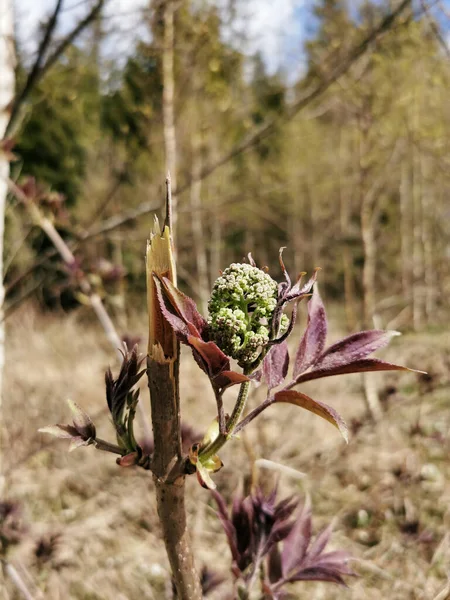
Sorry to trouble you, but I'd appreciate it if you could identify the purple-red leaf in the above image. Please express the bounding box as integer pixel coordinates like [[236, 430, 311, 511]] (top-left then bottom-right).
[[289, 568, 348, 585], [268, 545, 283, 584], [153, 275, 195, 342], [316, 330, 400, 370], [286, 267, 320, 302], [295, 358, 424, 385], [160, 276, 208, 335], [263, 342, 290, 390], [294, 289, 327, 377], [281, 497, 312, 577], [214, 370, 250, 392], [308, 523, 333, 560], [187, 336, 229, 379], [211, 491, 240, 565], [274, 390, 348, 443]]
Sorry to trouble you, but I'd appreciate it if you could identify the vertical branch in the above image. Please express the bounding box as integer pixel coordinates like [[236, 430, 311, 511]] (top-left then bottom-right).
[[146, 180, 201, 600], [357, 116, 383, 422], [420, 153, 435, 324], [211, 213, 221, 280], [0, 0, 15, 455], [400, 151, 413, 309], [162, 0, 179, 233], [290, 176, 305, 277], [412, 126, 424, 331], [190, 131, 210, 314], [338, 125, 358, 331]]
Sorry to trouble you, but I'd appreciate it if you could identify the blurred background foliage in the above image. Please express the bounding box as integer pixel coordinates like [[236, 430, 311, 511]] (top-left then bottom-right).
[[6, 0, 450, 333]]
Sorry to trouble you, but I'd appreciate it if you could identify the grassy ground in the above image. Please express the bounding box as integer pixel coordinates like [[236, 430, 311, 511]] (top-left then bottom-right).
[[2, 305, 450, 599]]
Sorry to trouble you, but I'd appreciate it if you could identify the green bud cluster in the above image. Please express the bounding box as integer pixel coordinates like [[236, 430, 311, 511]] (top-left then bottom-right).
[[208, 263, 286, 368]]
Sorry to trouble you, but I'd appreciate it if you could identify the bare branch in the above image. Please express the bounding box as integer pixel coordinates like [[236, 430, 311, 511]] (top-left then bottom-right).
[[6, 0, 105, 137], [420, 0, 450, 59], [6, 0, 63, 137]]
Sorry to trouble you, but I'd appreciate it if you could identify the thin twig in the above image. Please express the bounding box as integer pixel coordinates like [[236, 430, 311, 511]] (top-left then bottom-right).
[[6, 0, 105, 137], [3, 561, 35, 600], [5, 0, 63, 137]]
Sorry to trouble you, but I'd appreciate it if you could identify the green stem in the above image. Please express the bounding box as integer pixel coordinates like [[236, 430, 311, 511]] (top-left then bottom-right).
[[94, 438, 124, 455], [227, 380, 251, 435], [199, 380, 250, 461]]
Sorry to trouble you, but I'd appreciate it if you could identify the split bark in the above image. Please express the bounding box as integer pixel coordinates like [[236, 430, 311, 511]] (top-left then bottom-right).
[[146, 192, 201, 599]]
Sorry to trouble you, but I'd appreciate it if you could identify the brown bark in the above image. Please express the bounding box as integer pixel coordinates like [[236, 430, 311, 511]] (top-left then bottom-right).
[[146, 187, 201, 599], [147, 354, 201, 600]]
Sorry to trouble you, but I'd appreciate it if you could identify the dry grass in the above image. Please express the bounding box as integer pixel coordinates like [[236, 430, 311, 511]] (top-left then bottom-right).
[[2, 305, 450, 599]]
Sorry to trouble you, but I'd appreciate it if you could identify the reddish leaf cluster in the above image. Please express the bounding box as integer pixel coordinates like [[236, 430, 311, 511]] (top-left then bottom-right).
[[213, 488, 354, 598], [240, 287, 421, 441]]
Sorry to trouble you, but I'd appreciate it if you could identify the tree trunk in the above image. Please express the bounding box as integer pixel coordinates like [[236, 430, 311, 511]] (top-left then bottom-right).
[[420, 154, 435, 324], [162, 0, 178, 233], [210, 177, 222, 284], [338, 126, 358, 331], [0, 0, 15, 458], [400, 154, 413, 310], [358, 119, 383, 421], [190, 131, 210, 314]]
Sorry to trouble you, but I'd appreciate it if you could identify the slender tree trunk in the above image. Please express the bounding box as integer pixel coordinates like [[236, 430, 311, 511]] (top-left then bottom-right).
[[358, 119, 383, 421], [290, 172, 305, 276], [338, 126, 358, 331], [400, 154, 413, 310], [162, 0, 178, 233], [412, 142, 424, 331], [210, 175, 222, 284], [420, 154, 435, 324], [361, 199, 376, 326], [0, 0, 15, 465], [190, 131, 210, 314], [411, 98, 425, 331]]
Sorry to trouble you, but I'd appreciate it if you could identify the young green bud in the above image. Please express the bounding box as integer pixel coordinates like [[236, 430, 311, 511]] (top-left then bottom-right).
[[208, 263, 285, 368]]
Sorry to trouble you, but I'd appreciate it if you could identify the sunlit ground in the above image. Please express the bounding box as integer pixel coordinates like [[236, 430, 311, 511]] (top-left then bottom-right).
[[3, 304, 450, 599]]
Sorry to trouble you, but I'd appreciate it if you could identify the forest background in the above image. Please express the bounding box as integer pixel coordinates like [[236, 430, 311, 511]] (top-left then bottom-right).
[[2, 0, 450, 598]]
